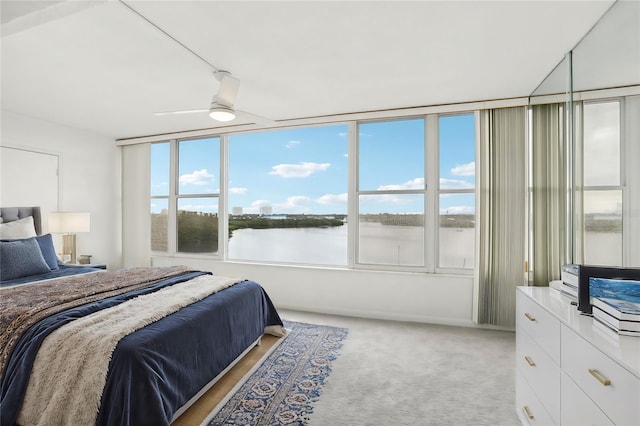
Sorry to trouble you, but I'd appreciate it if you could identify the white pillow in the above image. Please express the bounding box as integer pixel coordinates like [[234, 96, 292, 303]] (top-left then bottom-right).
[[0, 216, 37, 239]]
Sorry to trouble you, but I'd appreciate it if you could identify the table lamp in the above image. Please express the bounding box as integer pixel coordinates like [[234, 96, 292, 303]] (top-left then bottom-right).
[[49, 212, 90, 263]]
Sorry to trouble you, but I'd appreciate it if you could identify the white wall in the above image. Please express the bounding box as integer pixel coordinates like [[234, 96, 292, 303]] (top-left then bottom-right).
[[1, 110, 122, 268], [152, 257, 476, 327]]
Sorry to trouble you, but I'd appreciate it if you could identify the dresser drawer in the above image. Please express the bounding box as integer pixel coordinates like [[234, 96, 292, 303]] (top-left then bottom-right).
[[561, 325, 640, 425], [516, 328, 560, 424], [561, 371, 613, 426], [516, 369, 556, 425], [516, 290, 561, 363]]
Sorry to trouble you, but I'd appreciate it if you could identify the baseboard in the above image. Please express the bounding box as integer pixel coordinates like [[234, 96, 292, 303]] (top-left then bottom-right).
[[276, 303, 479, 329]]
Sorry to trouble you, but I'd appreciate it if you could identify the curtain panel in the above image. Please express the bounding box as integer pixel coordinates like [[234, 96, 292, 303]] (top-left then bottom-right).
[[477, 107, 527, 327], [531, 103, 566, 286]]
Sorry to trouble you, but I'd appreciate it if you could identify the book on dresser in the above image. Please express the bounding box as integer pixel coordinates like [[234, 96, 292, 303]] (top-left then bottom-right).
[[592, 296, 640, 321], [592, 305, 640, 335]]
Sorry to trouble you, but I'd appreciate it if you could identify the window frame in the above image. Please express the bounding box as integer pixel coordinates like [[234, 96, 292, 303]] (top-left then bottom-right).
[[150, 137, 223, 259], [354, 113, 477, 275], [149, 113, 478, 275]]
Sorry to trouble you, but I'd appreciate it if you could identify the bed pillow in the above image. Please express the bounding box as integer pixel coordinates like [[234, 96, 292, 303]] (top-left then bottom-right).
[[0, 233, 59, 271], [0, 216, 37, 240], [0, 238, 51, 281], [34, 234, 60, 270]]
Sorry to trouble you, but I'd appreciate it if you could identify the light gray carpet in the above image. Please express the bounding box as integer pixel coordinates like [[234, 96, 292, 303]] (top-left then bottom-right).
[[279, 310, 518, 426]]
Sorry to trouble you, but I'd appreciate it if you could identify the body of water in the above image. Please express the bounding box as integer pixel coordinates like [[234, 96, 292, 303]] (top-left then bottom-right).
[[228, 224, 476, 268]]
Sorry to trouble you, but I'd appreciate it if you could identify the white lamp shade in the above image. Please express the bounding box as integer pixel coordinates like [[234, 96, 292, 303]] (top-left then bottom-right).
[[49, 212, 91, 233]]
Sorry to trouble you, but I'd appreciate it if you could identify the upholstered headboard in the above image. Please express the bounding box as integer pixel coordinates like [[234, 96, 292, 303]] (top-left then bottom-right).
[[0, 207, 42, 235]]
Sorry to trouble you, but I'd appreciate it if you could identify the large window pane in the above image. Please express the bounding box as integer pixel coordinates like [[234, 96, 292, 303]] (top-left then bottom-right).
[[438, 113, 476, 269], [178, 137, 220, 195], [439, 194, 475, 268], [359, 119, 424, 191], [439, 114, 475, 190], [583, 190, 622, 266], [583, 102, 620, 187], [358, 194, 424, 266], [228, 125, 348, 265], [151, 198, 168, 252], [177, 197, 218, 253]]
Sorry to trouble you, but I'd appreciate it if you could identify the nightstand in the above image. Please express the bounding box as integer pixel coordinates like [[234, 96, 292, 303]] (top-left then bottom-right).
[[63, 263, 107, 270], [84, 264, 107, 270]]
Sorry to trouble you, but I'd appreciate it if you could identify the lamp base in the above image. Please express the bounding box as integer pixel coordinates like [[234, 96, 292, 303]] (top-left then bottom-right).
[[62, 233, 77, 264]]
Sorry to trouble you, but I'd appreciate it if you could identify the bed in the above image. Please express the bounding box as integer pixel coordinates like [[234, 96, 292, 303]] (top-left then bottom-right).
[[0, 207, 285, 426]]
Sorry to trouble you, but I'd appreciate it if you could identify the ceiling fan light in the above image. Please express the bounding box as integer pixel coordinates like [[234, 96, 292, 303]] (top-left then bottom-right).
[[209, 105, 236, 122]]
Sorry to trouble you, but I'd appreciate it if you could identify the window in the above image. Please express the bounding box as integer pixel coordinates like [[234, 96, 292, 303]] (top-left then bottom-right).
[[581, 101, 622, 266], [356, 115, 476, 270], [228, 125, 348, 265], [150, 137, 220, 255], [438, 114, 476, 268], [177, 138, 220, 254], [148, 113, 477, 273], [357, 118, 425, 266]]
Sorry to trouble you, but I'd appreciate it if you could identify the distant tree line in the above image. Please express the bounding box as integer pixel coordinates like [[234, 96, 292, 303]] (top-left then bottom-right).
[[229, 216, 344, 237], [178, 211, 218, 252], [584, 214, 622, 232], [360, 213, 475, 228]]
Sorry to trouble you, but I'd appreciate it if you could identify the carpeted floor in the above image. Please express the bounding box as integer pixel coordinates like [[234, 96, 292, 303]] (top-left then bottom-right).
[[202, 320, 348, 425], [202, 311, 518, 426], [282, 310, 519, 426]]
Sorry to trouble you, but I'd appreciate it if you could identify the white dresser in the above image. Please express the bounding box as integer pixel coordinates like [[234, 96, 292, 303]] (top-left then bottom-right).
[[516, 286, 640, 425]]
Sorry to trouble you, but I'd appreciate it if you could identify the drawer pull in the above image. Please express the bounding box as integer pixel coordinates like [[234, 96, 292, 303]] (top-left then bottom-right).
[[522, 405, 534, 420], [524, 312, 536, 321], [524, 356, 536, 367], [588, 368, 611, 386]]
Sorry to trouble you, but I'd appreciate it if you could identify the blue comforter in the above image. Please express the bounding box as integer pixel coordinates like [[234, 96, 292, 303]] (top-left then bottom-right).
[[0, 271, 283, 426], [0, 262, 105, 288]]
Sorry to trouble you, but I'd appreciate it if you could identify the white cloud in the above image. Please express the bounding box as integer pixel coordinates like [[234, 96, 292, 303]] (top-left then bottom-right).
[[338, 132, 348, 138], [179, 169, 215, 186], [451, 161, 475, 176], [229, 187, 248, 194], [285, 140, 301, 148], [251, 200, 271, 208], [361, 194, 417, 205], [316, 193, 348, 205], [272, 196, 312, 213], [439, 178, 474, 190], [269, 162, 331, 178], [377, 177, 424, 191]]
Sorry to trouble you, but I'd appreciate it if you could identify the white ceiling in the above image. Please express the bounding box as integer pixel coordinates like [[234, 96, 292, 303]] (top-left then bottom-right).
[[1, 0, 615, 140]]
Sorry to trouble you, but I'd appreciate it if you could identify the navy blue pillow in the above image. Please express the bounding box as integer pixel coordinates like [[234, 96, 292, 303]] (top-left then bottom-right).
[[34, 234, 59, 270], [0, 238, 51, 281], [0, 234, 59, 271]]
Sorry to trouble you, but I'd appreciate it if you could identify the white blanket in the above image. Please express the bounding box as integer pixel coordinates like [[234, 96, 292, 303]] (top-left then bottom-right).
[[17, 274, 243, 426]]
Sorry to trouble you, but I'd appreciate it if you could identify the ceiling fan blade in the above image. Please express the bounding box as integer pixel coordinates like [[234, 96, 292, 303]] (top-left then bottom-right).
[[153, 109, 208, 116], [236, 109, 276, 127], [215, 71, 240, 106]]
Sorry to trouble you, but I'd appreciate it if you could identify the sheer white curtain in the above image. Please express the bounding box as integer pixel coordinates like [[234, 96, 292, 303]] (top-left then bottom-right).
[[477, 107, 527, 327], [531, 103, 566, 286], [121, 143, 151, 267]]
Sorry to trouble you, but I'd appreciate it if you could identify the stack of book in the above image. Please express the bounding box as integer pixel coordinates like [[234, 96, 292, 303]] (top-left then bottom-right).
[[592, 297, 640, 337], [560, 264, 579, 301]]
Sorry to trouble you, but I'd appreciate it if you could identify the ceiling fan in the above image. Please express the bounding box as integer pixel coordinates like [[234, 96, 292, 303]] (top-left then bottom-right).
[[153, 71, 273, 125]]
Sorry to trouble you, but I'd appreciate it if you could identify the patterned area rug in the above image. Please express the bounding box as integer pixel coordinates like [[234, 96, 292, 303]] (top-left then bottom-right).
[[203, 321, 348, 426]]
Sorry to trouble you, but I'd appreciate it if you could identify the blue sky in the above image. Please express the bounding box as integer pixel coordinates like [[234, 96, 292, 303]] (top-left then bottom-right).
[[151, 114, 476, 215]]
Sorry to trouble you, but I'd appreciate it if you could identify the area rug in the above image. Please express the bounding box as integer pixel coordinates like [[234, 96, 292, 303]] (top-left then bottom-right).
[[201, 321, 348, 426]]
